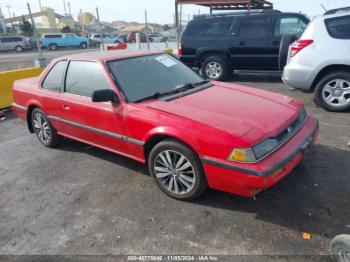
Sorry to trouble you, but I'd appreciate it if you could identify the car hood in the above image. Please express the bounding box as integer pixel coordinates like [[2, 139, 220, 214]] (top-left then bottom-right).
[[146, 82, 300, 144]]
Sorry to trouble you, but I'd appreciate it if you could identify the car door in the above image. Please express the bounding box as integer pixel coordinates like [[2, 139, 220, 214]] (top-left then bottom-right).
[[58, 60, 133, 156], [230, 15, 274, 69], [270, 14, 309, 68]]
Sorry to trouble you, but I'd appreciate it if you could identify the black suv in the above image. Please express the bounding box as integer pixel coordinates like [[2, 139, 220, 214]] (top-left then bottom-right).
[[179, 10, 309, 80]]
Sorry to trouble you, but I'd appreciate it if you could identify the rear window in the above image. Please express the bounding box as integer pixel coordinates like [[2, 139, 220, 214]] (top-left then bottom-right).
[[184, 18, 233, 38], [325, 15, 350, 39]]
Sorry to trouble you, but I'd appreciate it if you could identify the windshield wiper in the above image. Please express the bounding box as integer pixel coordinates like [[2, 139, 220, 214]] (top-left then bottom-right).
[[135, 80, 211, 103], [174, 80, 210, 90]]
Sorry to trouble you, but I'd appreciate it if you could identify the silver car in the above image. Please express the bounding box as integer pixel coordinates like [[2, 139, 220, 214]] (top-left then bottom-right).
[[0, 36, 31, 52], [283, 7, 350, 112]]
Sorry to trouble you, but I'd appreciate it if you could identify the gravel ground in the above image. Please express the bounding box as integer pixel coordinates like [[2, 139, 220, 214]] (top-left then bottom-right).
[[0, 74, 349, 261]]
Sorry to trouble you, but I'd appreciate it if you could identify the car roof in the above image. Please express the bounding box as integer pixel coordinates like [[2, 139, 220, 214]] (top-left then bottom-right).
[[57, 50, 164, 63]]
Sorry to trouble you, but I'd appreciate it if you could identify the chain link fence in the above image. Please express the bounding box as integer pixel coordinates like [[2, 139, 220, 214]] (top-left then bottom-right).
[[0, 3, 178, 72]]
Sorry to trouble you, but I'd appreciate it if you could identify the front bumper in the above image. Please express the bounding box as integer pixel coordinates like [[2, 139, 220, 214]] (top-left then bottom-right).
[[201, 116, 319, 197]]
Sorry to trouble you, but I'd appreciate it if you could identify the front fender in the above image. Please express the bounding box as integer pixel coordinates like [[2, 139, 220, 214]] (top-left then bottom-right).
[[143, 126, 201, 154]]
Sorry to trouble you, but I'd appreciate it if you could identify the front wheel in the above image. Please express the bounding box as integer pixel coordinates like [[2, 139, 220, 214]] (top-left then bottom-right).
[[314, 72, 350, 112], [331, 235, 350, 262], [201, 56, 228, 81], [31, 108, 62, 147], [148, 139, 207, 200]]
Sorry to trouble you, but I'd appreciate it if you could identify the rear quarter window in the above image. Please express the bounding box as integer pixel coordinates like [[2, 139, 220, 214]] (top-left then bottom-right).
[[42, 61, 67, 92], [183, 17, 234, 38], [44, 35, 62, 39], [325, 15, 350, 39]]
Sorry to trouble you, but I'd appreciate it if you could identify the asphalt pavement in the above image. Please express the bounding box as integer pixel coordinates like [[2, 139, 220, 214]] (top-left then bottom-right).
[[0, 76, 349, 259]]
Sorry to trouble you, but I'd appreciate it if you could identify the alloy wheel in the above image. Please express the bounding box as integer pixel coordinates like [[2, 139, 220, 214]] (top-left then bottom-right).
[[33, 112, 52, 144], [322, 79, 350, 107], [205, 61, 222, 79], [153, 150, 196, 195]]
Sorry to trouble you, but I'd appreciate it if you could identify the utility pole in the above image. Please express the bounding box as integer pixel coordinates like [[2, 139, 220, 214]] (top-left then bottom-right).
[[27, 2, 42, 58], [145, 10, 150, 50], [63, 0, 67, 16], [5, 5, 14, 34], [0, 5, 6, 33], [96, 7, 104, 51], [68, 2, 72, 17], [80, 9, 84, 36]]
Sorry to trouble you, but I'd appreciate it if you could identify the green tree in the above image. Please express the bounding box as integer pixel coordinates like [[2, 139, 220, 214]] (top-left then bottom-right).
[[61, 26, 72, 33], [19, 17, 33, 37], [163, 24, 170, 31]]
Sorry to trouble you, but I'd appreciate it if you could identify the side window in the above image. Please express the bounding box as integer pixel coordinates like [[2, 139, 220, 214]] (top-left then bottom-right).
[[239, 16, 270, 37], [204, 18, 233, 37], [325, 15, 350, 39], [274, 16, 307, 36], [65, 61, 111, 97], [42, 61, 66, 92]]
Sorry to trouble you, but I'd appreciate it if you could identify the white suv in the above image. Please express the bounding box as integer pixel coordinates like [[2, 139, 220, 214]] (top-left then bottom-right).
[[283, 7, 350, 112]]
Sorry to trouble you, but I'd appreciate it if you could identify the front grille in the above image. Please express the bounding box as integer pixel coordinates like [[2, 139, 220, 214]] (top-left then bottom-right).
[[253, 107, 307, 160]]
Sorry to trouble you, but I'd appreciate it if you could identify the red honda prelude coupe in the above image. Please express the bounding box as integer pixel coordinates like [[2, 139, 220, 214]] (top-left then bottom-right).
[[12, 50, 319, 200]]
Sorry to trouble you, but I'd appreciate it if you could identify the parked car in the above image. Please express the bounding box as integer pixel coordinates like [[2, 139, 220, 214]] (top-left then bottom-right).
[[149, 33, 165, 42], [127, 32, 153, 43], [179, 10, 309, 80], [12, 50, 319, 200], [40, 33, 89, 50], [117, 34, 128, 43], [90, 33, 121, 44], [283, 7, 350, 112], [0, 36, 32, 52]]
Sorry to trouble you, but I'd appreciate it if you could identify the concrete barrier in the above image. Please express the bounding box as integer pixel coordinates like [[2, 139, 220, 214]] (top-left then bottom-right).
[[0, 67, 44, 110]]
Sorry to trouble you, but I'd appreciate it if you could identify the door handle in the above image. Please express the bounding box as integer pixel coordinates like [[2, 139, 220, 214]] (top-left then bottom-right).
[[63, 105, 70, 111], [239, 41, 246, 46]]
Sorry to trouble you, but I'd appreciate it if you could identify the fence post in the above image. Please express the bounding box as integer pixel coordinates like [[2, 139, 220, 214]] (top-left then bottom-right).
[[145, 10, 150, 50]]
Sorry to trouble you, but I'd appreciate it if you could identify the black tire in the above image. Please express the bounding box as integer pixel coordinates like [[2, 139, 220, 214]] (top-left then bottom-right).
[[279, 35, 296, 71], [201, 55, 228, 81], [15, 46, 23, 53], [331, 234, 350, 262], [49, 43, 58, 51], [314, 71, 350, 112], [80, 42, 87, 49], [148, 139, 207, 200], [31, 108, 62, 147]]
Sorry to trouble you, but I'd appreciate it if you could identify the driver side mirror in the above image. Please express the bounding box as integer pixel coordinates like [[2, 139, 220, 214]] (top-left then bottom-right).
[[92, 89, 119, 103]]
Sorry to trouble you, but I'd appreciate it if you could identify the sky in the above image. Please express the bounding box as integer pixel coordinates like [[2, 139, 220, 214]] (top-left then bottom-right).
[[1, 0, 350, 24]]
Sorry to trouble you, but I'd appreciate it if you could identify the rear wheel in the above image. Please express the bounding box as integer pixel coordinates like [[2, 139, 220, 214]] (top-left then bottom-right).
[[148, 139, 207, 200], [49, 43, 58, 51], [15, 45, 23, 52], [31, 108, 62, 147], [314, 72, 350, 112], [80, 42, 87, 49], [201, 55, 228, 81]]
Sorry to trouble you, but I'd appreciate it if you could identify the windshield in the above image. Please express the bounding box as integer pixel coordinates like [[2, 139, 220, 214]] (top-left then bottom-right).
[[107, 54, 204, 102]]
